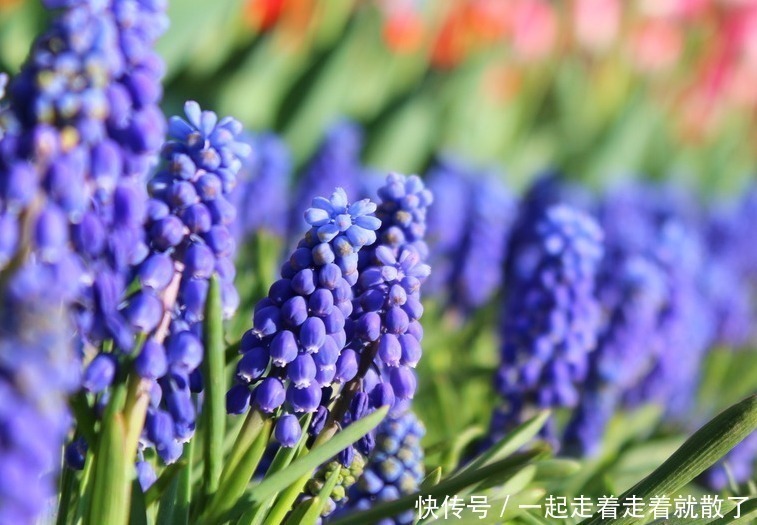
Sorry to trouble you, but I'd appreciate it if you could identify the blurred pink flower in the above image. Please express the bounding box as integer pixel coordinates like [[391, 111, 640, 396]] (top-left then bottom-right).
[[511, 0, 557, 61], [629, 19, 682, 72], [572, 0, 621, 53]]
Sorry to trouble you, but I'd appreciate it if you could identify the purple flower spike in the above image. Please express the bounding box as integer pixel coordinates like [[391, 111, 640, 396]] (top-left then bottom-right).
[[489, 204, 603, 449], [226, 185, 381, 439]]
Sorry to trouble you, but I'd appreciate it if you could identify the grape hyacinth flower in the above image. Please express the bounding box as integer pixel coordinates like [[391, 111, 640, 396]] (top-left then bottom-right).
[[703, 200, 755, 348], [0, 294, 78, 524], [133, 101, 249, 463], [623, 221, 714, 420], [226, 187, 380, 420], [425, 159, 515, 312], [321, 173, 431, 463], [451, 173, 515, 312], [424, 157, 471, 296], [0, 0, 168, 349], [564, 256, 666, 456], [337, 411, 426, 525], [230, 132, 292, 241], [288, 120, 364, 242], [491, 205, 603, 447]]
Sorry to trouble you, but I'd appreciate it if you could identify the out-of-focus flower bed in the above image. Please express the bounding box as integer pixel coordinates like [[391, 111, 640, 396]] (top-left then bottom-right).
[[0, 1, 755, 524]]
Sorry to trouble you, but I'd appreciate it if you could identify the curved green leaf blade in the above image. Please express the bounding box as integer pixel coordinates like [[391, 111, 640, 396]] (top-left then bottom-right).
[[581, 394, 757, 525]]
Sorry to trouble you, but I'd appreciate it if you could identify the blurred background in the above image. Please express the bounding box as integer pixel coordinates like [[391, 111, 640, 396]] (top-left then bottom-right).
[[3, 0, 757, 191], [2, 0, 757, 497]]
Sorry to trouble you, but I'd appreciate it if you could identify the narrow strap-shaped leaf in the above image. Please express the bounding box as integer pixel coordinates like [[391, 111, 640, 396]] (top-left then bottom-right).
[[87, 382, 129, 525], [219, 410, 266, 489], [533, 459, 581, 480], [454, 411, 550, 477], [155, 475, 179, 525], [175, 438, 193, 525], [581, 394, 757, 525], [328, 449, 546, 525], [144, 460, 187, 507], [286, 465, 342, 525], [237, 415, 312, 525], [709, 498, 757, 525], [201, 275, 226, 502], [247, 406, 388, 504], [129, 478, 149, 525], [420, 467, 443, 490], [202, 417, 273, 524], [56, 451, 78, 525], [214, 407, 388, 524]]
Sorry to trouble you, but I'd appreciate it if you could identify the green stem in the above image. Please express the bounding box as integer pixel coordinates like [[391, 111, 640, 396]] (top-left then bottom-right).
[[56, 457, 77, 525], [175, 438, 194, 525], [220, 409, 266, 488], [201, 275, 226, 503]]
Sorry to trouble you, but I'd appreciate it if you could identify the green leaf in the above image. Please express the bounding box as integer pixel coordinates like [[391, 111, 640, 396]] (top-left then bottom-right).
[[710, 498, 757, 525], [533, 459, 582, 480], [454, 411, 550, 477], [328, 449, 546, 525], [580, 394, 757, 525], [202, 417, 272, 524], [129, 478, 149, 525], [288, 466, 342, 525], [87, 383, 130, 525], [497, 464, 537, 495], [236, 414, 312, 525], [215, 407, 388, 524], [248, 407, 387, 504], [144, 460, 187, 507], [155, 475, 179, 525], [201, 275, 226, 502], [175, 438, 193, 525], [420, 467, 443, 490]]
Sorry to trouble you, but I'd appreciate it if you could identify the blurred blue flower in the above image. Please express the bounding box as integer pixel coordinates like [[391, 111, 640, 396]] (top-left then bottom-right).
[[491, 204, 603, 448]]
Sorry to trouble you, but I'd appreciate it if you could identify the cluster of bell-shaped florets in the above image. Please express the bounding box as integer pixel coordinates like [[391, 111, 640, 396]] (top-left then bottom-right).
[[0, 290, 78, 523], [226, 187, 381, 441], [112, 101, 250, 464], [324, 173, 431, 463], [230, 132, 292, 242], [491, 204, 603, 447], [564, 255, 667, 456], [0, 0, 168, 351], [425, 157, 516, 313], [336, 411, 425, 525]]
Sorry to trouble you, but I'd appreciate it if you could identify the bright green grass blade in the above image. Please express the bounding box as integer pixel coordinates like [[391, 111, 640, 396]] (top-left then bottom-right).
[[144, 460, 187, 507], [580, 394, 757, 525], [215, 407, 388, 524], [129, 478, 149, 525], [454, 411, 550, 477]]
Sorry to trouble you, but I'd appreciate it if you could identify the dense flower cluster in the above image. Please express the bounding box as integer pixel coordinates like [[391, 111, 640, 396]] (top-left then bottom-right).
[[131, 101, 249, 463], [564, 256, 666, 456], [227, 187, 380, 421], [491, 204, 603, 446], [0, 294, 77, 523], [337, 411, 425, 525], [0, 0, 168, 350], [426, 159, 515, 312]]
